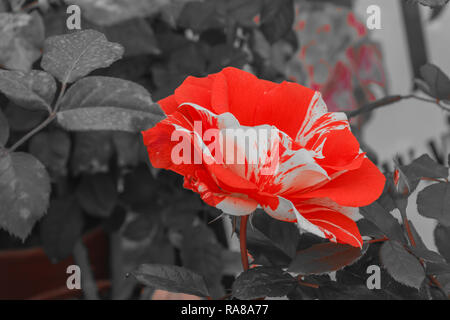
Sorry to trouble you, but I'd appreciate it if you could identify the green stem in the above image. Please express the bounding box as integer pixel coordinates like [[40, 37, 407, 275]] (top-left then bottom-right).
[[239, 215, 249, 272]]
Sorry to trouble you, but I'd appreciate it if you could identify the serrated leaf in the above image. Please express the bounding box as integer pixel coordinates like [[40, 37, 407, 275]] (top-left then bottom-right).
[[0, 109, 9, 146], [76, 173, 118, 218], [0, 151, 51, 240], [401, 154, 448, 193], [434, 224, 450, 262], [41, 30, 124, 84], [232, 267, 297, 300], [0, 70, 56, 111], [131, 264, 210, 298], [251, 209, 299, 258], [410, 247, 446, 263], [58, 106, 164, 132], [288, 242, 363, 275], [260, 0, 294, 44], [413, 0, 450, 8], [360, 201, 405, 242], [57, 76, 164, 132], [29, 130, 71, 178], [419, 64, 450, 102], [380, 241, 425, 289], [67, 0, 169, 26], [417, 182, 450, 226], [0, 12, 44, 71], [40, 197, 84, 263]]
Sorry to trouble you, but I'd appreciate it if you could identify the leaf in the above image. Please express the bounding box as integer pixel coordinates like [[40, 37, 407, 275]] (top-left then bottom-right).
[[41, 30, 124, 84], [57, 76, 164, 132], [232, 267, 297, 300], [112, 132, 145, 167], [178, 1, 222, 33], [180, 224, 224, 297], [412, 0, 450, 8], [90, 18, 160, 57], [360, 201, 405, 242], [0, 12, 44, 71], [28, 130, 71, 178], [207, 44, 248, 73], [0, 70, 56, 111], [76, 173, 118, 218], [59, 76, 161, 116], [40, 197, 84, 263], [71, 132, 113, 175], [58, 106, 164, 132], [0, 151, 51, 240], [419, 64, 450, 102], [260, 0, 294, 44], [409, 247, 446, 263], [251, 209, 299, 258], [2, 102, 47, 131], [226, 0, 262, 27], [0, 109, 9, 146], [380, 241, 426, 289], [67, 0, 169, 26], [417, 182, 450, 226], [121, 164, 162, 214], [426, 262, 450, 276], [246, 219, 293, 267], [401, 154, 448, 193], [122, 213, 158, 242], [131, 264, 210, 298], [434, 224, 450, 262], [288, 242, 363, 275], [356, 219, 385, 238]]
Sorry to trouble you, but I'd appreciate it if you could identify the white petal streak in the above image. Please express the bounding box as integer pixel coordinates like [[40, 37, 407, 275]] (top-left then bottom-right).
[[297, 112, 349, 150], [263, 196, 326, 238], [216, 195, 258, 216]]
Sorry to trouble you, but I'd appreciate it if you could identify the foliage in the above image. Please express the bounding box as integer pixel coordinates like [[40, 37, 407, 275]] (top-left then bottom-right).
[[0, 0, 450, 300]]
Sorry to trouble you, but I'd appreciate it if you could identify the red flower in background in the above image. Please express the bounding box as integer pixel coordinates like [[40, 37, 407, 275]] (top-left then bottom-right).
[[142, 67, 385, 248]]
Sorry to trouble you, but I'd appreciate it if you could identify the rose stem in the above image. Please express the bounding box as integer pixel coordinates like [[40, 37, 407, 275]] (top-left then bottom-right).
[[239, 215, 250, 271]]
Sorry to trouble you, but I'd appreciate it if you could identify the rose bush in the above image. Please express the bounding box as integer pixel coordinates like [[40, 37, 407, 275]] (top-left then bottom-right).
[[143, 67, 385, 248], [1, 0, 450, 301]]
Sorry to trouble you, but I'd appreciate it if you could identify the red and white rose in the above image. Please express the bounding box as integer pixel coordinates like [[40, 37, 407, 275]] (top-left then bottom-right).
[[142, 67, 385, 248]]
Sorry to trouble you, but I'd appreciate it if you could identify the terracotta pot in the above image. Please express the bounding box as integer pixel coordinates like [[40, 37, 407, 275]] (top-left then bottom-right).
[[0, 227, 109, 300]]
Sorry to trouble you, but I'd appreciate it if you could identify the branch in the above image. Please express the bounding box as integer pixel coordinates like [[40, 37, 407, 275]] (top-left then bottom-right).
[[345, 94, 450, 119], [8, 82, 67, 152], [8, 113, 56, 152]]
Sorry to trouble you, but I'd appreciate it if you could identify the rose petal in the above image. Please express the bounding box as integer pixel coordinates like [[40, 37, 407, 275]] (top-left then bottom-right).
[[296, 158, 386, 207]]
